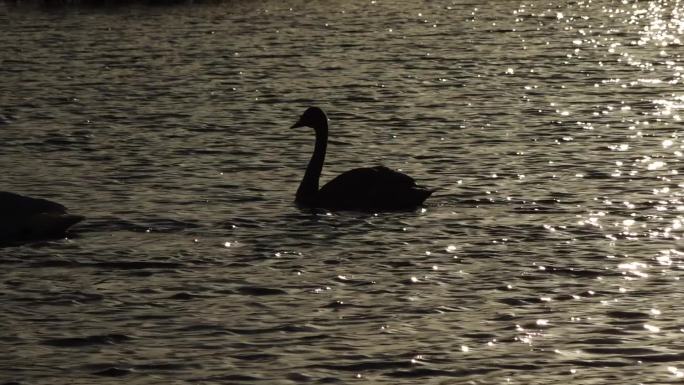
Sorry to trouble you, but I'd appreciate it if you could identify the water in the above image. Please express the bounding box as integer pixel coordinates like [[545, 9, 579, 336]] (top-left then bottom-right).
[[2, 0, 684, 383]]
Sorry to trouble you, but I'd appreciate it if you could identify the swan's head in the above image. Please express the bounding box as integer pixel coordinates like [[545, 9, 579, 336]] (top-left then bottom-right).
[[291, 107, 328, 131]]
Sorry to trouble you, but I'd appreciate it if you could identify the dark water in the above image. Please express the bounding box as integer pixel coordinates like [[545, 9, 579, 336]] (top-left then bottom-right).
[[2, 0, 684, 383]]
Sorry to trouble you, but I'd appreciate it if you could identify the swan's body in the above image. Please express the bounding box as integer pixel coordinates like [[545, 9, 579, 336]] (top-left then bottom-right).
[[0, 191, 84, 244], [291, 107, 433, 211]]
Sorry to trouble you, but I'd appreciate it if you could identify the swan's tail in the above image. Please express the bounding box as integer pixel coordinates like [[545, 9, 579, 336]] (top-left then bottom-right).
[[1, 213, 84, 244], [35, 213, 85, 237], [414, 187, 435, 205], [51, 214, 85, 234]]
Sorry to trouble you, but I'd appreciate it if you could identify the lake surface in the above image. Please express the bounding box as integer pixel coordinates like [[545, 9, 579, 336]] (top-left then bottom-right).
[[2, 0, 684, 383]]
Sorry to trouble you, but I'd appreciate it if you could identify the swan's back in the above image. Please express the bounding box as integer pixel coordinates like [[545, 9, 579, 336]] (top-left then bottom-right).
[[0, 192, 84, 244], [317, 166, 433, 210]]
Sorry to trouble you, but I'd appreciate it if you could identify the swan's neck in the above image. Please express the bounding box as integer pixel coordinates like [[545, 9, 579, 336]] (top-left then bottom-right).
[[296, 125, 328, 205]]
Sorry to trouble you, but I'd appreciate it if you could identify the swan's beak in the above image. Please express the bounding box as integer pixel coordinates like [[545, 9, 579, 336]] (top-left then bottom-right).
[[290, 120, 305, 129]]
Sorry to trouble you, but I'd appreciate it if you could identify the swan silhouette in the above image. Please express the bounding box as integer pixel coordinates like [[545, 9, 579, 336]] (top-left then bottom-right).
[[0, 191, 84, 244], [291, 107, 434, 211]]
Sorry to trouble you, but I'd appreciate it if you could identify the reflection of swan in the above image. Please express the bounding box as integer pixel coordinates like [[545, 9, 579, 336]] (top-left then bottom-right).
[[291, 107, 434, 211], [0, 192, 84, 244]]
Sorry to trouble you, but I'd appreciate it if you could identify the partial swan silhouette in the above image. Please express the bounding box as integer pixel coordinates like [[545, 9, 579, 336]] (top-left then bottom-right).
[[291, 107, 433, 211], [0, 192, 84, 244]]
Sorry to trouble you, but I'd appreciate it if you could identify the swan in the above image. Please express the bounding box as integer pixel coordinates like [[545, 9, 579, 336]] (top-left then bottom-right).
[[291, 107, 434, 211], [0, 191, 84, 244]]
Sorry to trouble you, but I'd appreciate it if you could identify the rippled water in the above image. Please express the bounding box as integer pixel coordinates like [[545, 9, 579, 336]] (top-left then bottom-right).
[[2, 0, 684, 383]]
